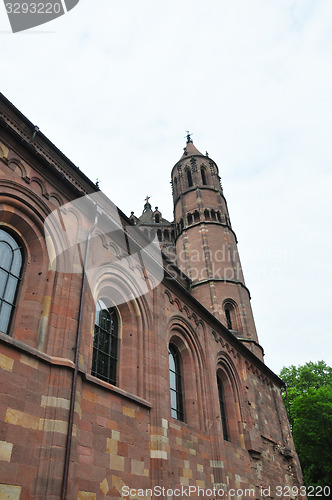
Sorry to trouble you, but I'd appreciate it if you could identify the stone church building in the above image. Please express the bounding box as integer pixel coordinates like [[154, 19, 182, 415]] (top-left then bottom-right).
[[0, 93, 304, 499]]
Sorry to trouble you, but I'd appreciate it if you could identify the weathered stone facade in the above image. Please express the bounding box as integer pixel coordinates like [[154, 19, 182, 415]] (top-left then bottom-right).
[[0, 94, 304, 499]]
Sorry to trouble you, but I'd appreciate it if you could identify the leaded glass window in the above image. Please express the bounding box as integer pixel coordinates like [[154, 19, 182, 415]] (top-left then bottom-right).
[[91, 300, 118, 385], [169, 344, 184, 421]]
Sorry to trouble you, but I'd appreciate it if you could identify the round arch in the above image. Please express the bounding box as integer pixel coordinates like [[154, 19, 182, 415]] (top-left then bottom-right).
[[215, 351, 245, 447], [167, 315, 208, 429]]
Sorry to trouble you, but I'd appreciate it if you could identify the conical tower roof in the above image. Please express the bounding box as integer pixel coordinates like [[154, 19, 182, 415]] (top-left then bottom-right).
[[180, 135, 204, 159]]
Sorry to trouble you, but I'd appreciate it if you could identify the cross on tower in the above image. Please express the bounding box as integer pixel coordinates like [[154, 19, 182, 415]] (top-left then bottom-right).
[[185, 131, 193, 143]]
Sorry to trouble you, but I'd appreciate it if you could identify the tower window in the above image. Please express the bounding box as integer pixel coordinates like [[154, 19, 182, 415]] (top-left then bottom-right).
[[92, 300, 118, 385], [0, 228, 23, 335], [201, 166, 207, 185], [186, 169, 193, 188], [204, 209, 210, 220], [223, 300, 241, 332], [217, 375, 229, 441], [169, 344, 184, 421], [174, 177, 178, 197], [225, 308, 232, 330], [193, 211, 200, 223], [155, 214, 160, 223]]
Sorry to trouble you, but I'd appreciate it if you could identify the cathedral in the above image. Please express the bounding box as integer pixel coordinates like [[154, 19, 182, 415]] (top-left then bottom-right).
[[0, 93, 304, 499]]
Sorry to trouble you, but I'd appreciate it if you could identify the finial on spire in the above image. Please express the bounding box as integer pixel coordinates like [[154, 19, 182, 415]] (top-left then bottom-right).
[[185, 131, 193, 143], [143, 195, 152, 213]]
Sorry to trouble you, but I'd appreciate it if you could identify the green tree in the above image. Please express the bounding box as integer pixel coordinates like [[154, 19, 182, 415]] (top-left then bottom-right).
[[279, 361, 332, 487]]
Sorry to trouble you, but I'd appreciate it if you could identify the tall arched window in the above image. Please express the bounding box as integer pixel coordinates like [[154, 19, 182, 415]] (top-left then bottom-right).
[[217, 375, 229, 441], [92, 299, 118, 385], [186, 169, 193, 188], [169, 344, 184, 421], [225, 307, 233, 330], [0, 228, 23, 335], [201, 166, 207, 185], [174, 177, 178, 197]]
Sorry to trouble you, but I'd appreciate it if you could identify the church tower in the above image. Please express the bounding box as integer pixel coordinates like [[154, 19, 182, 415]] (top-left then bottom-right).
[[172, 135, 263, 360]]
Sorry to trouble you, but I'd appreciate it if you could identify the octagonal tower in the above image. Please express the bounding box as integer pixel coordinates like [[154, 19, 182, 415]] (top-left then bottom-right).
[[172, 135, 263, 360]]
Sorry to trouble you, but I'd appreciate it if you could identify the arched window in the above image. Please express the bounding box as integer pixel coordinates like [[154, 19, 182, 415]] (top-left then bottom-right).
[[155, 213, 160, 223], [169, 344, 184, 421], [174, 177, 178, 197], [225, 307, 233, 330], [92, 300, 118, 385], [201, 166, 207, 185], [0, 228, 23, 335], [211, 209, 217, 221], [217, 375, 229, 441], [204, 209, 210, 220], [186, 169, 193, 188], [223, 300, 240, 332]]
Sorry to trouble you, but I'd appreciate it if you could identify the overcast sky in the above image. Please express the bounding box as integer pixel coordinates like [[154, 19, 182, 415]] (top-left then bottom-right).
[[1, 0, 331, 374]]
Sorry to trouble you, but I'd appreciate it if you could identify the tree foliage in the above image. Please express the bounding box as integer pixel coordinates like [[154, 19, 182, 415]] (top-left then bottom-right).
[[279, 361, 332, 487]]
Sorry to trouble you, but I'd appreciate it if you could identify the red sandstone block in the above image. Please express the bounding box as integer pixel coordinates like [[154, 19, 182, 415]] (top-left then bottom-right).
[[0, 461, 18, 483], [78, 445, 92, 456], [79, 420, 92, 432], [16, 464, 36, 488], [11, 444, 36, 465], [94, 450, 109, 468], [81, 400, 95, 413], [0, 394, 26, 412], [78, 430, 93, 448], [5, 425, 29, 446], [117, 442, 128, 457], [19, 489, 32, 500], [96, 415, 108, 427], [93, 433, 107, 452], [106, 419, 118, 431], [78, 451, 94, 465], [108, 487, 119, 496]]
